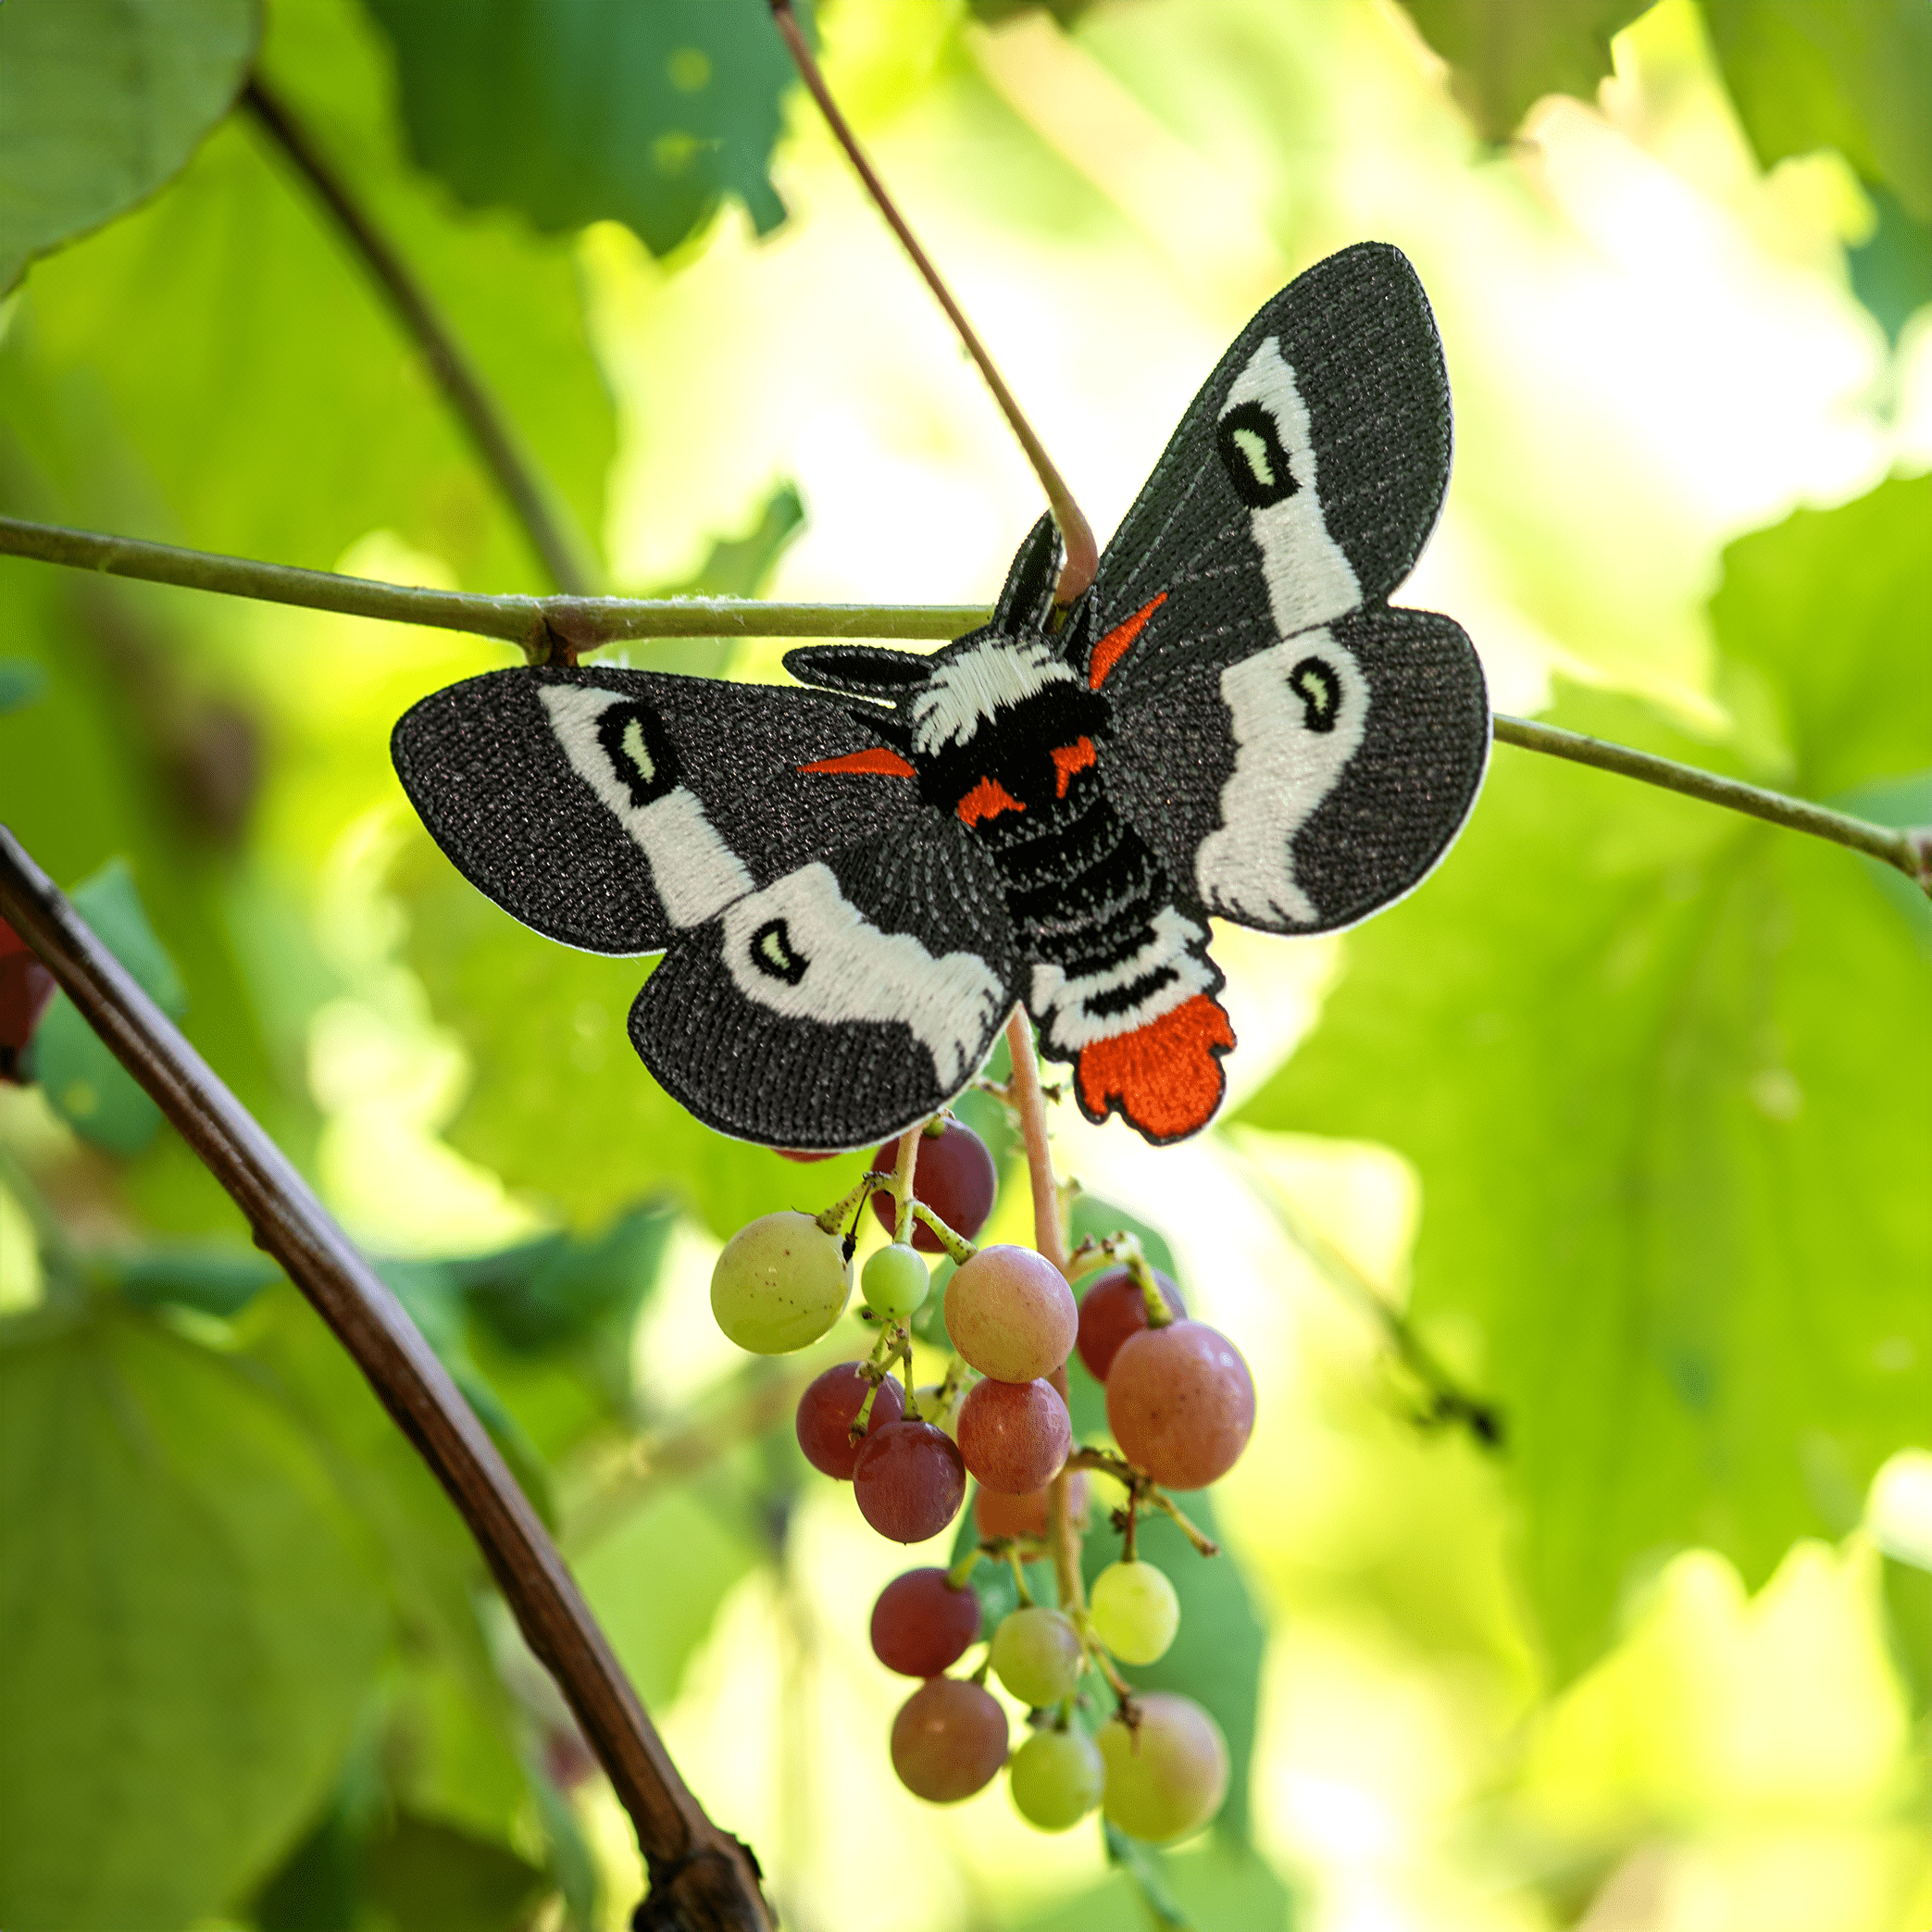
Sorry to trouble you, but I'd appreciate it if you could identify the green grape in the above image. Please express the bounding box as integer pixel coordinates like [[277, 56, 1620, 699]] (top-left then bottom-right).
[[989, 1605, 1083, 1709], [709, 1211, 850, 1354], [1088, 1560, 1180, 1664], [863, 1240, 930, 1320], [1097, 1692, 1228, 1843], [1008, 1726, 1105, 1832]]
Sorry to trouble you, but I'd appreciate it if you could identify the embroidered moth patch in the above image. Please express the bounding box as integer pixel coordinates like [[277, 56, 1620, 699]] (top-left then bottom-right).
[[393, 243, 1490, 1151]]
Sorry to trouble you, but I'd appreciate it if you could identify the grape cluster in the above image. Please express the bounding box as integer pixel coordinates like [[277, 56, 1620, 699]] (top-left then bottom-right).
[[708, 1112, 1254, 1842]]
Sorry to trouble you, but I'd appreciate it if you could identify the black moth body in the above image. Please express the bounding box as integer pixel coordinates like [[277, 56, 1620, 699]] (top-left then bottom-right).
[[393, 243, 1492, 1151]]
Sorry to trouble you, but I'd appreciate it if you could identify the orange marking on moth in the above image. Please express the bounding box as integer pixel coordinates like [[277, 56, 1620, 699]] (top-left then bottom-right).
[[957, 775, 1026, 828], [1051, 736, 1097, 798], [1087, 592, 1167, 691], [798, 746, 916, 778], [1074, 993, 1234, 1142]]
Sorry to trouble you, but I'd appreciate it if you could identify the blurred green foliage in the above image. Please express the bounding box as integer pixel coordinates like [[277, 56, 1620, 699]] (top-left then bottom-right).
[[1241, 479, 1931, 1675], [0, 0, 259, 292], [364, 0, 806, 259], [0, 1, 1926, 1928]]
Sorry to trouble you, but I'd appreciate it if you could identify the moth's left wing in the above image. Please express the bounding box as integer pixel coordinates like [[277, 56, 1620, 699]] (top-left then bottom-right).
[[392, 665, 926, 954], [631, 818, 1024, 1149], [394, 663, 1021, 1150], [1072, 242, 1490, 934]]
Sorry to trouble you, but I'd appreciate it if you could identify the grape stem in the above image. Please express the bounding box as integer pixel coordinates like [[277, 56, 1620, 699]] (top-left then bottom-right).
[[1069, 1230, 1172, 1330], [908, 1199, 976, 1265], [1002, 1011, 1090, 1629], [849, 1320, 915, 1437], [928, 1349, 980, 1435], [814, 1170, 897, 1238], [1065, 1450, 1220, 1559], [1005, 1544, 1035, 1606], [891, 1124, 922, 1245]]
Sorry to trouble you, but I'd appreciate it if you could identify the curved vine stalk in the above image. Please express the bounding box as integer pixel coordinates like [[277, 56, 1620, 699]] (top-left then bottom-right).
[[0, 828, 774, 1932], [0, 513, 1922, 890]]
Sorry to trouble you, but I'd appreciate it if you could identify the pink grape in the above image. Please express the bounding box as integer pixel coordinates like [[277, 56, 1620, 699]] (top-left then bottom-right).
[[1097, 1692, 1228, 1842], [944, 1246, 1078, 1383], [956, 1377, 1071, 1496], [870, 1118, 997, 1251], [890, 1677, 1008, 1802], [1076, 1265, 1186, 1380], [975, 1472, 1087, 1542], [870, 1567, 983, 1678], [1105, 1320, 1254, 1490], [852, 1418, 966, 1543], [794, 1364, 904, 1480]]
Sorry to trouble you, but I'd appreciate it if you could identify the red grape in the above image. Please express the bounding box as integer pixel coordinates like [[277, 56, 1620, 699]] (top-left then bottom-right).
[[1105, 1321, 1254, 1490], [975, 1472, 1087, 1541], [795, 1363, 904, 1479], [1097, 1692, 1228, 1841], [944, 1246, 1078, 1383], [1076, 1265, 1186, 1380], [870, 1119, 997, 1251], [870, 1566, 982, 1677], [0, 918, 55, 1085], [889, 1676, 1008, 1802], [853, 1418, 967, 1542], [956, 1377, 1071, 1495]]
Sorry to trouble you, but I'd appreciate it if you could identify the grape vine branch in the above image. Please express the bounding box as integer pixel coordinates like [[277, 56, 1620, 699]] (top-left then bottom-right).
[[0, 827, 776, 1932], [1, 514, 1921, 891]]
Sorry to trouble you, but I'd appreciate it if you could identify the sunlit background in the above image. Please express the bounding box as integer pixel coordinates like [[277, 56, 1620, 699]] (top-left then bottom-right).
[[1, 2, 1926, 1929]]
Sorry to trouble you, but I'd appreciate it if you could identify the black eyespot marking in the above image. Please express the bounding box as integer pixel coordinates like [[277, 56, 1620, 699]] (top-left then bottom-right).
[[1215, 401, 1299, 509], [1288, 655, 1341, 733], [750, 917, 808, 985], [594, 701, 681, 806]]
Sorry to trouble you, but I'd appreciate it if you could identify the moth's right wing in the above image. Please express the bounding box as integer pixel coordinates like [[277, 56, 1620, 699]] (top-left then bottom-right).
[[391, 665, 926, 954]]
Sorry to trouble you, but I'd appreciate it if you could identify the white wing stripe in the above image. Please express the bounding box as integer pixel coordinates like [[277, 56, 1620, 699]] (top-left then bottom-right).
[[721, 866, 1003, 1089], [540, 684, 754, 929]]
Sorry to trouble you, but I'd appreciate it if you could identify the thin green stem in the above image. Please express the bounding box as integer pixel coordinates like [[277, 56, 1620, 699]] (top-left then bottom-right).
[[242, 79, 597, 599], [767, 1, 1098, 605], [0, 516, 982, 658], [891, 1125, 921, 1246], [2, 515, 1919, 887], [1490, 713, 1928, 891]]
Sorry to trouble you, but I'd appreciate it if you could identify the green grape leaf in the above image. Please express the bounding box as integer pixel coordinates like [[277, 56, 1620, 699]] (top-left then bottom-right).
[[0, 657, 46, 714], [1081, 1496, 1267, 1850], [361, 0, 802, 257], [35, 857, 186, 1156], [1391, 0, 1655, 141], [456, 1201, 675, 1358], [573, 1483, 762, 1713], [4, 0, 614, 592], [1701, 0, 1932, 221], [0, 0, 259, 293], [969, 0, 1100, 23], [0, 1306, 386, 1930], [364, 1814, 550, 1932], [1009, 1828, 1293, 1931], [107, 1243, 283, 1316], [1848, 181, 1932, 345], [1239, 477, 1932, 1679]]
